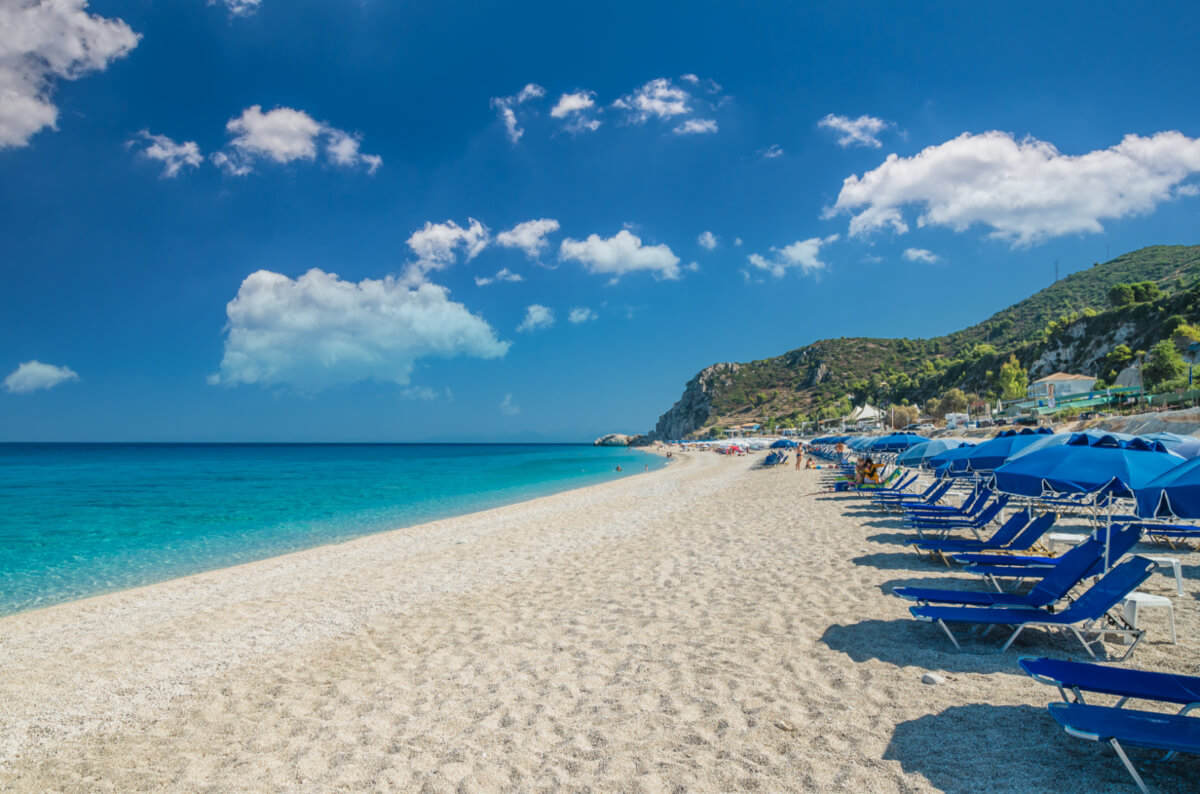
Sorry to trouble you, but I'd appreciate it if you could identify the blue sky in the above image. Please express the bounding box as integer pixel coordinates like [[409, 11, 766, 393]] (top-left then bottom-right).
[[4, 0, 1200, 441]]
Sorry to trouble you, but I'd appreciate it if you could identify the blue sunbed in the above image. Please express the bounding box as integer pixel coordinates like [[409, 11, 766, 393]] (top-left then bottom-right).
[[894, 528, 1107, 608], [957, 524, 1143, 587], [1047, 704, 1200, 793], [908, 511, 1054, 556], [909, 556, 1158, 659]]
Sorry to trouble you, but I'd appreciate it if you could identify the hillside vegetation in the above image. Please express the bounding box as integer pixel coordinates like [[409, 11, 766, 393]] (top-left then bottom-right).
[[651, 245, 1200, 437]]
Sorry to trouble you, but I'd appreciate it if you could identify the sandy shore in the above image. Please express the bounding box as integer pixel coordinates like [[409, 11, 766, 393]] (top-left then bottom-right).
[[1, 452, 1197, 792]]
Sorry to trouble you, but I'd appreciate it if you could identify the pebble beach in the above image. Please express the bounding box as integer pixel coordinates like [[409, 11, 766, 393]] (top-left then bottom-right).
[[1, 450, 1197, 792]]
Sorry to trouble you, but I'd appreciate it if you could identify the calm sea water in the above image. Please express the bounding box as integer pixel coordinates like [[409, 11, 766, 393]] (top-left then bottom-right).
[[0, 443, 664, 616]]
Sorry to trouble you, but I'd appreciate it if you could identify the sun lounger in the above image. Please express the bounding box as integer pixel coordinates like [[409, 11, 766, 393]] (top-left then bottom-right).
[[1019, 656, 1200, 712], [907, 511, 1054, 556], [905, 496, 1011, 541], [873, 475, 934, 502], [908, 556, 1158, 659], [903, 490, 1000, 524], [956, 524, 1143, 587], [1022, 657, 1200, 791], [876, 480, 954, 511], [1046, 703, 1200, 793], [893, 530, 1113, 608], [904, 486, 991, 518]]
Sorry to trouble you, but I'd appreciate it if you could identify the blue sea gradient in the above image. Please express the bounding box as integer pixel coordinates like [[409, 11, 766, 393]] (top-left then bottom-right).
[[0, 443, 664, 616]]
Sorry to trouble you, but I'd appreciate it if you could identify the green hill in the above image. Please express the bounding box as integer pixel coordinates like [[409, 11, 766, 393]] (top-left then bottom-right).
[[650, 245, 1200, 439]]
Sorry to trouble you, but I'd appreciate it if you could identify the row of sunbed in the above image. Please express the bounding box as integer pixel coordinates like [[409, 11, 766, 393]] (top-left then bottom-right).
[[837, 470, 1197, 792]]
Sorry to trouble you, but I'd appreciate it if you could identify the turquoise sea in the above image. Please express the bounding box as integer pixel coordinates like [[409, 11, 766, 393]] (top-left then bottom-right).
[[0, 443, 664, 617]]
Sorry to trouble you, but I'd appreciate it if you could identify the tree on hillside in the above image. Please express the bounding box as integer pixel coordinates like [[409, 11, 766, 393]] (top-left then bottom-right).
[[1103, 344, 1134, 376], [939, 388, 969, 415], [995, 355, 1029, 401], [1144, 340, 1186, 392], [924, 397, 941, 419], [1131, 281, 1162, 303], [1172, 322, 1200, 352], [889, 405, 918, 429], [1108, 283, 1135, 307]]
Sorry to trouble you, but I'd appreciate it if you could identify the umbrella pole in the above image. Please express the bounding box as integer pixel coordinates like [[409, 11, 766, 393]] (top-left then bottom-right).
[[1104, 497, 1113, 573]]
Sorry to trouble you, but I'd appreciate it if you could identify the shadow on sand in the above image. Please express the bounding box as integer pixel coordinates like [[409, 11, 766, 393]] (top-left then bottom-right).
[[886, 703, 1200, 793], [876, 576, 1002, 597], [818, 618, 1132, 673], [852, 552, 947, 574], [865, 531, 916, 545]]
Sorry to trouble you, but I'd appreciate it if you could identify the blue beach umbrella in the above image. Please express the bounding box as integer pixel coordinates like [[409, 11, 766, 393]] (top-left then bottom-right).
[[869, 433, 929, 452], [1134, 456, 1200, 518], [993, 434, 1183, 499], [950, 427, 1053, 474], [1139, 432, 1194, 452], [1167, 439, 1200, 461], [1002, 429, 1139, 465], [770, 439, 798, 449], [929, 445, 979, 476], [897, 438, 975, 468], [995, 434, 1185, 569]]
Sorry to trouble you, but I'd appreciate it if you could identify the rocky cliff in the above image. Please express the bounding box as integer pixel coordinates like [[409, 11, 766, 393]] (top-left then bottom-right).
[[649, 363, 740, 440]]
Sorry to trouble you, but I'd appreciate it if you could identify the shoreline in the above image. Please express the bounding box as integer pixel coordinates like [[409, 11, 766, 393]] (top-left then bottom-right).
[[3, 451, 1193, 792], [0, 444, 667, 620], [0, 449, 698, 774]]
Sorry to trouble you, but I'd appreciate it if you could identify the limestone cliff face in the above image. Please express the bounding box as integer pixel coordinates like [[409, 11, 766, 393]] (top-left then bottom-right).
[[649, 363, 740, 440]]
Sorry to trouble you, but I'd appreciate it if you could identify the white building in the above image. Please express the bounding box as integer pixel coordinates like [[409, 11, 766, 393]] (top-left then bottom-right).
[[1028, 372, 1097, 400]]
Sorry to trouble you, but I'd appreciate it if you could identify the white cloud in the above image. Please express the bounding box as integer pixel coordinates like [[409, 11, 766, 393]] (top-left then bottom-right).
[[475, 267, 523, 287], [0, 0, 139, 149], [829, 130, 1200, 245], [401, 386, 437, 401], [490, 83, 545, 144], [760, 144, 783, 159], [568, 307, 596, 324], [673, 118, 717, 135], [679, 73, 721, 93], [550, 91, 601, 133], [500, 393, 520, 416], [211, 0, 261, 15], [132, 130, 202, 177], [404, 218, 489, 284], [209, 268, 509, 391], [559, 230, 681, 281], [325, 129, 382, 174], [818, 113, 889, 148], [517, 304, 554, 332], [697, 231, 718, 250], [4, 360, 79, 393], [683, 261, 699, 272], [733, 237, 743, 246], [748, 235, 839, 277], [496, 218, 560, 259], [613, 78, 691, 123], [211, 105, 381, 175], [551, 91, 595, 118], [903, 247, 941, 264]]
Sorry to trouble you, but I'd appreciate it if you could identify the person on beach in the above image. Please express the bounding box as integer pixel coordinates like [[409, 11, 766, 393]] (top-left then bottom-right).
[[795, 449, 803, 470], [854, 456, 878, 485]]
